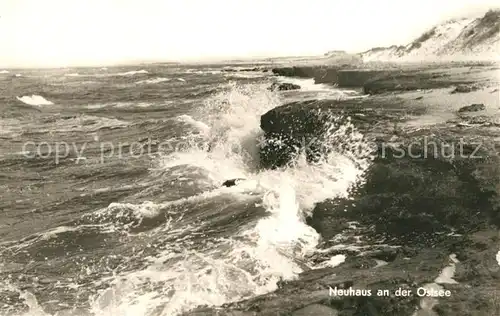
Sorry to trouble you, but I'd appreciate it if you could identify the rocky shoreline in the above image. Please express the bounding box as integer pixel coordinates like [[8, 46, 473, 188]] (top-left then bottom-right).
[[186, 62, 500, 316], [271, 61, 497, 93]]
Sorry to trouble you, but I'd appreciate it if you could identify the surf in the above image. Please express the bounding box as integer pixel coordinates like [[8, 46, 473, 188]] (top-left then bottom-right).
[[16, 95, 54, 106], [2, 79, 372, 316], [82, 82, 372, 315]]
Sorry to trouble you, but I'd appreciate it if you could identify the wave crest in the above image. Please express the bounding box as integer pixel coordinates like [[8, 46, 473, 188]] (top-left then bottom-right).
[[135, 77, 170, 84], [16, 95, 53, 106], [115, 70, 149, 76]]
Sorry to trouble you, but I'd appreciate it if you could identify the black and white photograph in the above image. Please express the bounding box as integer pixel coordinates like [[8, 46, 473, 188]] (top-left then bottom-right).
[[0, 0, 499, 315]]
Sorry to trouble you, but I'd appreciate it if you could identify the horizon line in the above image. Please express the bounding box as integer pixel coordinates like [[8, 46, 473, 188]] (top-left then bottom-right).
[[0, 53, 335, 70]]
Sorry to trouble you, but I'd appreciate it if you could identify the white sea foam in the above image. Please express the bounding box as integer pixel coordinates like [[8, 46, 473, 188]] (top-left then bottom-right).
[[12, 82, 373, 316], [65, 73, 80, 77], [84, 82, 373, 315], [87, 101, 153, 109], [227, 72, 266, 79], [87, 103, 109, 109], [114, 101, 152, 108], [435, 254, 459, 284], [136, 77, 170, 84], [16, 95, 53, 106], [92, 69, 148, 77], [115, 69, 149, 76], [274, 76, 364, 100], [184, 69, 221, 75], [276, 76, 332, 92], [413, 254, 460, 316], [496, 250, 500, 267], [176, 114, 211, 136], [314, 254, 346, 269], [0, 70, 9, 74]]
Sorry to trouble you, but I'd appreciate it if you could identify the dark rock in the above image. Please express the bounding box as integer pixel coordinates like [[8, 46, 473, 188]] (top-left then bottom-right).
[[271, 66, 388, 85], [368, 248, 400, 263], [363, 69, 477, 95], [259, 95, 500, 241], [313, 68, 340, 84], [222, 178, 245, 187], [272, 66, 321, 78], [268, 82, 301, 91], [292, 304, 338, 316], [457, 103, 486, 112], [258, 97, 421, 169], [259, 100, 341, 168], [239, 67, 260, 72], [451, 84, 479, 94], [461, 115, 489, 126], [309, 141, 500, 244], [271, 66, 340, 84], [347, 256, 379, 269], [336, 70, 387, 88]]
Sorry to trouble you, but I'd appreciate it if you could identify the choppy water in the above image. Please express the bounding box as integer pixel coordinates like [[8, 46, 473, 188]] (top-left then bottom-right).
[[0, 64, 370, 315]]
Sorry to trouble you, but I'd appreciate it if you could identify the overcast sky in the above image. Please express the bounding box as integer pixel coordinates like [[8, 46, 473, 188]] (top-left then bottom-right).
[[0, 0, 498, 67]]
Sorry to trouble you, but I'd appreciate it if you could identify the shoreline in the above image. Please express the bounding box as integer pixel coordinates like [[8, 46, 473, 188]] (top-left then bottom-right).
[[185, 62, 500, 315]]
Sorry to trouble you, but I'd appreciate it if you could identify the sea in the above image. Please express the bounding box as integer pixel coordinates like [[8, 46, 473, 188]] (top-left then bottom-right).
[[0, 63, 371, 316]]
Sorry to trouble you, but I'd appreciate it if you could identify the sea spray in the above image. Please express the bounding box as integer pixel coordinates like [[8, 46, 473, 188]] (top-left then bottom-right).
[[4, 81, 374, 316], [100, 82, 373, 314]]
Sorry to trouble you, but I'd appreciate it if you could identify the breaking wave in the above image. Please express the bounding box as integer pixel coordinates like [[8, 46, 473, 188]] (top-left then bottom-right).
[[16, 95, 54, 106], [114, 70, 149, 76], [82, 83, 373, 315], [135, 77, 170, 85], [1, 82, 373, 316]]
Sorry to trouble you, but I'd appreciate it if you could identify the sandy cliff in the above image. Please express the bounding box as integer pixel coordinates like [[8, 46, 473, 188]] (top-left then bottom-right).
[[361, 9, 500, 62]]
